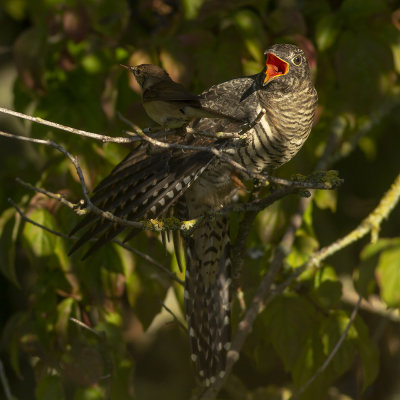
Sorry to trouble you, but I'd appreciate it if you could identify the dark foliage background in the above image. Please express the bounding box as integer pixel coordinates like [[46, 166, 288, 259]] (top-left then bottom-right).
[[0, 0, 400, 399]]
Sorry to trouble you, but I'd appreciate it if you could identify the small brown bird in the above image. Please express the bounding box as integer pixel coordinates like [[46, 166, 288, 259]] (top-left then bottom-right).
[[121, 63, 238, 128]]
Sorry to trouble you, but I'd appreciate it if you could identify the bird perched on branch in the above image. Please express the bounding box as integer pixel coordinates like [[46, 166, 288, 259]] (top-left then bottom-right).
[[121, 63, 239, 128], [70, 44, 317, 386]]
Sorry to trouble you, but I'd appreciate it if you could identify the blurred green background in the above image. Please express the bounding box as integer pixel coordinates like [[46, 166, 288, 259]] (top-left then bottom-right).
[[0, 0, 400, 399]]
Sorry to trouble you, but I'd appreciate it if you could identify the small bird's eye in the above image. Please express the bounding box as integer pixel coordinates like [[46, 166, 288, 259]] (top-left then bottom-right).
[[292, 55, 302, 66]]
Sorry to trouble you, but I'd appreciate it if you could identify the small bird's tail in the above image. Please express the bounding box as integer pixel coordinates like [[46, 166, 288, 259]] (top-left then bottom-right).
[[184, 215, 231, 386]]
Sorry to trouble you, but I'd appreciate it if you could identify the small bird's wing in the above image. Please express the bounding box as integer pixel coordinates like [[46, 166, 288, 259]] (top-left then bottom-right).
[[143, 80, 200, 105]]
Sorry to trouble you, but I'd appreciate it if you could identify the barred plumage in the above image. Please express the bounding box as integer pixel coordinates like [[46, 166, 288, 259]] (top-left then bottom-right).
[[69, 43, 317, 385]]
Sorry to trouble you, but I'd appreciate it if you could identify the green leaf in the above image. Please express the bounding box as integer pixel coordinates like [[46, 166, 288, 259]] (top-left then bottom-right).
[[292, 311, 358, 398], [312, 269, 342, 310], [287, 232, 319, 268], [2, 312, 30, 379], [354, 316, 379, 390], [314, 189, 337, 212], [339, 0, 387, 23], [55, 298, 76, 337], [109, 358, 135, 400], [320, 313, 357, 377], [0, 208, 21, 286], [391, 43, 400, 74], [356, 238, 400, 298], [376, 245, 400, 307], [73, 386, 105, 400], [361, 238, 400, 260], [1, 0, 28, 19], [335, 30, 393, 113], [233, 10, 266, 63], [23, 208, 58, 257], [182, 0, 205, 19], [264, 295, 317, 371], [315, 14, 341, 51], [35, 375, 65, 400]]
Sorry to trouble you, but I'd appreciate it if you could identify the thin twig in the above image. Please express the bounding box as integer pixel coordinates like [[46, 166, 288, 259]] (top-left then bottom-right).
[[114, 240, 184, 285], [69, 317, 104, 338], [161, 302, 188, 333], [15, 177, 86, 214], [294, 294, 362, 398], [9, 197, 182, 285], [9, 198, 68, 239]]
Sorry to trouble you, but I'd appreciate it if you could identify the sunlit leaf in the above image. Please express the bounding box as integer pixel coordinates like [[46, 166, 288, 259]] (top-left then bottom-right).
[[73, 386, 105, 400], [23, 208, 58, 256], [356, 238, 400, 297], [35, 375, 65, 400], [55, 297, 76, 337], [311, 265, 342, 309], [314, 189, 337, 212], [315, 14, 341, 51], [233, 9, 266, 63], [376, 245, 400, 307], [182, 0, 205, 19]]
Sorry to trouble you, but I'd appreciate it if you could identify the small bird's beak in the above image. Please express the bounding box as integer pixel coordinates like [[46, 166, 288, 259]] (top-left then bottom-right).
[[120, 64, 133, 71], [263, 52, 289, 86]]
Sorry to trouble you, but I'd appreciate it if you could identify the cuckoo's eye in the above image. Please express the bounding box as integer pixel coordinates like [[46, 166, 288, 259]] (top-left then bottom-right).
[[292, 55, 302, 66]]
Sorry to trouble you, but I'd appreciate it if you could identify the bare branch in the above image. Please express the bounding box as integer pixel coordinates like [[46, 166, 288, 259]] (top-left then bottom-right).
[[0, 106, 142, 143], [0, 130, 150, 231]]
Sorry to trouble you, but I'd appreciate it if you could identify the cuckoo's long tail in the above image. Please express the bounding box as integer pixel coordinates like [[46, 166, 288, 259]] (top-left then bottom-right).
[[184, 215, 231, 386]]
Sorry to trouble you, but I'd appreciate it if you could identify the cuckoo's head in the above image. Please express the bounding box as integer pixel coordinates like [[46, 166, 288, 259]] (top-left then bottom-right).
[[120, 63, 172, 90], [262, 44, 311, 88]]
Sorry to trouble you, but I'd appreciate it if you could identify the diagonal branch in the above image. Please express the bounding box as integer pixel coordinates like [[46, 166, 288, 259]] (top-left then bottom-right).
[[0, 106, 144, 143]]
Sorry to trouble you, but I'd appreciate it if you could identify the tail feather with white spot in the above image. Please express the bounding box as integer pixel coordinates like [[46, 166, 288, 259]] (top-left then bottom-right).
[[185, 215, 231, 385]]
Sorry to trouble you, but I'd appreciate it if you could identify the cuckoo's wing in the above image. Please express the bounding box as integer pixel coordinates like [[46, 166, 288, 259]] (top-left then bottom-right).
[[199, 75, 260, 122], [68, 134, 216, 259]]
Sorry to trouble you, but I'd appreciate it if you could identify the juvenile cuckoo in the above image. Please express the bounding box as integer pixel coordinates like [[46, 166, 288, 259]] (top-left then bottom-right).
[[69, 43, 318, 386]]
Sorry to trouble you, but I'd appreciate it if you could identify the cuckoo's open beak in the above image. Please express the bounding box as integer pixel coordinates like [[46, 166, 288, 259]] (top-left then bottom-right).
[[263, 53, 289, 85]]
